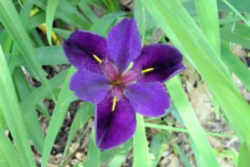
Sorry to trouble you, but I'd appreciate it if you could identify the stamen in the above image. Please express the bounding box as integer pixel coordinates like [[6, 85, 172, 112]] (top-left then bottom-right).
[[141, 67, 154, 74], [112, 96, 117, 112], [92, 54, 102, 64]]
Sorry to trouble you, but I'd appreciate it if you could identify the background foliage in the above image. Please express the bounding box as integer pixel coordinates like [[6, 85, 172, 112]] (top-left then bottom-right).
[[0, 0, 250, 166]]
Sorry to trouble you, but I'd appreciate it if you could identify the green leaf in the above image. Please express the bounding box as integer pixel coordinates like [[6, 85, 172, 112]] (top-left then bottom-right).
[[0, 129, 22, 167], [41, 68, 76, 167], [36, 46, 68, 65], [194, 0, 220, 54], [173, 143, 192, 167], [78, 0, 98, 23], [61, 102, 94, 162], [150, 134, 168, 167], [221, 42, 250, 91], [21, 69, 68, 116], [238, 142, 250, 167], [166, 77, 219, 167], [134, 0, 146, 42], [218, 0, 250, 24], [221, 24, 250, 49], [133, 114, 150, 167], [0, 46, 36, 167], [143, 0, 250, 152], [90, 12, 125, 36], [46, 0, 60, 45], [0, 0, 52, 94], [84, 131, 100, 167], [14, 68, 44, 153], [145, 122, 233, 138]]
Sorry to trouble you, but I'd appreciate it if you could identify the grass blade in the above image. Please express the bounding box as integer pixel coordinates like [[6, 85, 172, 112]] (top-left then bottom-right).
[[221, 42, 250, 91], [14, 68, 44, 153], [143, 0, 250, 150], [61, 102, 94, 161], [238, 142, 250, 167], [220, 0, 250, 26], [0, 0, 51, 93], [194, 0, 220, 54], [133, 114, 150, 167], [41, 67, 76, 167], [0, 46, 36, 167], [84, 131, 100, 167], [46, 0, 60, 45], [0, 129, 22, 167], [166, 76, 219, 167]]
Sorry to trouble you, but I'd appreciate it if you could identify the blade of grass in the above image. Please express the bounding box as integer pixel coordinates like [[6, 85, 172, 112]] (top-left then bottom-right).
[[108, 155, 127, 167], [150, 134, 168, 167], [0, 46, 36, 167], [238, 142, 250, 167], [0, 0, 53, 99], [173, 143, 192, 167], [143, 0, 250, 149], [36, 46, 68, 65], [134, 0, 146, 43], [46, 0, 60, 45], [14, 68, 44, 153], [61, 102, 94, 163], [21, 69, 68, 114], [30, 0, 91, 29], [220, 0, 250, 26], [166, 76, 219, 167], [0, 129, 22, 167], [221, 42, 250, 91], [41, 67, 76, 167], [133, 114, 150, 167], [194, 0, 220, 54], [145, 122, 234, 138], [84, 131, 100, 167], [90, 12, 125, 36], [78, 0, 98, 23], [221, 24, 250, 49]]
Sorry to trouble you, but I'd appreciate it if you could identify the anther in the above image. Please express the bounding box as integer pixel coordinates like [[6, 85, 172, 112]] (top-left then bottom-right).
[[112, 96, 117, 112], [141, 67, 154, 74], [93, 54, 102, 64]]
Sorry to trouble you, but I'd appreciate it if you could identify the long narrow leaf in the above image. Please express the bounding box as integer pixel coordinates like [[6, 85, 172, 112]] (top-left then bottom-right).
[[143, 0, 250, 149], [0, 0, 51, 93], [41, 67, 76, 167], [61, 102, 94, 161], [0, 129, 21, 167], [194, 0, 220, 54], [0, 46, 36, 167], [166, 77, 219, 167], [133, 114, 150, 167], [46, 0, 60, 45]]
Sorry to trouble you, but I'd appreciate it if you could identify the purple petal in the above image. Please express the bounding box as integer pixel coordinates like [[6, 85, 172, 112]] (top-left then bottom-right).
[[107, 18, 141, 72], [95, 92, 136, 150], [63, 30, 107, 73], [70, 69, 111, 103], [133, 44, 184, 82], [124, 82, 170, 117]]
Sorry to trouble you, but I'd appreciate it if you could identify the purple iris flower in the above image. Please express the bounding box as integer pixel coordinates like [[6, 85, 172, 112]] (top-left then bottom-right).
[[63, 18, 184, 150]]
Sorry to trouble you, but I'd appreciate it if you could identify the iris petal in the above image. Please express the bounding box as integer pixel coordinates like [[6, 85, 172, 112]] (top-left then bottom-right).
[[133, 44, 184, 82], [95, 92, 136, 150], [124, 82, 170, 117], [70, 69, 110, 104], [107, 18, 141, 72], [63, 30, 107, 73]]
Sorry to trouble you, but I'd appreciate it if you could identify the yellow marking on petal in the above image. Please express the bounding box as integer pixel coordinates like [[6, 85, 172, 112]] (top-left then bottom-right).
[[93, 54, 103, 64], [112, 96, 117, 112], [141, 67, 154, 74]]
